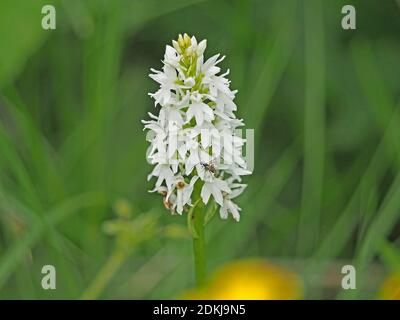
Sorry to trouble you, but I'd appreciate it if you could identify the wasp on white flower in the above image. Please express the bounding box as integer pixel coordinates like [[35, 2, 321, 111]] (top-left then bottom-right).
[[143, 34, 251, 222]]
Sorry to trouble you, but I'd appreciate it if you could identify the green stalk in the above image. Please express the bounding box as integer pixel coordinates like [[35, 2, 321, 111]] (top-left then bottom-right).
[[190, 181, 206, 287], [192, 204, 206, 287]]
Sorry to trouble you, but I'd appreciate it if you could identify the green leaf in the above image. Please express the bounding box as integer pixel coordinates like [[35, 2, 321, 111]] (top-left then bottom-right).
[[379, 240, 400, 272], [187, 199, 201, 239], [0, 0, 54, 87], [204, 200, 217, 226]]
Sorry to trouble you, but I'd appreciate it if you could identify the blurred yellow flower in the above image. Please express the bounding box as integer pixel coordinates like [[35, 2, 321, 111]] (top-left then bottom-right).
[[378, 274, 400, 300], [181, 259, 303, 300]]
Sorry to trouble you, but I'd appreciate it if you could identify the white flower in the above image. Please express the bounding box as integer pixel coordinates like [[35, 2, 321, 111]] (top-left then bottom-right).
[[147, 164, 175, 190], [219, 182, 246, 222], [164, 45, 180, 68], [144, 34, 252, 221], [220, 199, 241, 221], [167, 176, 198, 214], [201, 177, 231, 206], [186, 92, 214, 125]]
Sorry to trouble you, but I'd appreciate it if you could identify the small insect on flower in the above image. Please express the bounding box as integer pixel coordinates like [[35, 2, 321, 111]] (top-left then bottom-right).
[[200, 161, 217, 174]]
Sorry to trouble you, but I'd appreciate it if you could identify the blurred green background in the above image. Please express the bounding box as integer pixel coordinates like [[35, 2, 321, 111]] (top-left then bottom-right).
[[1, 0, 400, 299]]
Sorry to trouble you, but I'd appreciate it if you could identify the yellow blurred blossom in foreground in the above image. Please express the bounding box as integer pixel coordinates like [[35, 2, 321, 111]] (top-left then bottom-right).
[[378, 274, 400, 300], [181, 259, 303, 300]]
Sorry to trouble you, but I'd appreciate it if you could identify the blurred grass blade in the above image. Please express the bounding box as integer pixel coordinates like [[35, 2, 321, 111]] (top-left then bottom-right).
[[245, 0, 299, 137], [297, 0, 325, 256], [0, 192, 106, 291]]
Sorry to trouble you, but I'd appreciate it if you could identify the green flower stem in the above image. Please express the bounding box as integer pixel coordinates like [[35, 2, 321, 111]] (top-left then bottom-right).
[[192, 204, 206, 287], [191, 181, 206, 287]]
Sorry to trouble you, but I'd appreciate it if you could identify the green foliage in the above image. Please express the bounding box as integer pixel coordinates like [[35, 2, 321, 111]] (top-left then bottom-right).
[[0, 0, 400, 299]]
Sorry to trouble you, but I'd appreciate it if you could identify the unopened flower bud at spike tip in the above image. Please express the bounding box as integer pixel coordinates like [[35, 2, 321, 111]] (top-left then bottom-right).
[[143, 34, 252, 222], [177, 34, 184, 47], [183, 33, 191, 46]]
